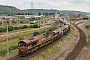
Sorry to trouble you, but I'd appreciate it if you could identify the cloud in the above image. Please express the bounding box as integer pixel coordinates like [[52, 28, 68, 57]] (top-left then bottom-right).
[[0, 0, 90, 12], [85, 0, 90, 2]]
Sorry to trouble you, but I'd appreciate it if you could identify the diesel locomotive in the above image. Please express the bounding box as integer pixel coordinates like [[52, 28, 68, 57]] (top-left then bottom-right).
[[18, 19, 70, 56]]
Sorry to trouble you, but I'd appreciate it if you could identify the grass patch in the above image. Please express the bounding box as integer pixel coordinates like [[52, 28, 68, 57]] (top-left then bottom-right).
[[84, 21, 90, 42], [0, 25, 61, 59], [63, 25, 75, 41], [84, 21, 90, 29]]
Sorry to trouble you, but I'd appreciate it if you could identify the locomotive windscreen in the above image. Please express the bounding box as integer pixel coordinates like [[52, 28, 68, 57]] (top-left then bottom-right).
[[18, 42, 26, 46]]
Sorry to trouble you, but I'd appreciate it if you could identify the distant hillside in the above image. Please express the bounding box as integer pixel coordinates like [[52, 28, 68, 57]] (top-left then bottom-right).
[[22, 9, 89, 15], [0, 5, 22, 15], [0, 5, 89, 15]]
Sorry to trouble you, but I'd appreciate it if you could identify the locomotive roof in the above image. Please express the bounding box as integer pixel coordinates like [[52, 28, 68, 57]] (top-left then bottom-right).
[[31, 34, 45, 42], [19, 34, 45, 44], [19, 40, 31, 44], [46, 31, 54, 35], [43, 31, 54, 36]]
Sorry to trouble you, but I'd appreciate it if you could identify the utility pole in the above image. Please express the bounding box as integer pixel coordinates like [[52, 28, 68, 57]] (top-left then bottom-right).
[[6, 25, 9, 58], [67, 9, 69, 21], [16, 13, 19, 26], [51, 16, 53, 26], [56, 9, 57, 14], [19, 16, 20, 26], [9, 18, 12, 26], [43, 15, 45, 29], [17, 18, 18, 26], [38, 20, 40, 32], [2, 19, 3, 27]]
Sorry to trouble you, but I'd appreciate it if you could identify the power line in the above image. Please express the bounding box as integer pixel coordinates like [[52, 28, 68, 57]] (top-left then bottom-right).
[[31, 1, 33, 9]]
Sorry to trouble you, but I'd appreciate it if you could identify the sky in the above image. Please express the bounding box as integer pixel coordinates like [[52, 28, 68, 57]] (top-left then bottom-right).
[[0, 0, 90, 12]]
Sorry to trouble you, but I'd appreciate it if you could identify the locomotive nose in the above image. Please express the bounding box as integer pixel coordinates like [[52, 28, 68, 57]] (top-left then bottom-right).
[[18, 46, 27, 52]]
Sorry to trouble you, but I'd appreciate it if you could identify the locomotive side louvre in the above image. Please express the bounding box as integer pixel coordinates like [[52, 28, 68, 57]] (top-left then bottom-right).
[[42, 32, 55, 45], [29, 35, 45, 49], [27, 43, 32, 50], [45, 32, 54, 41], [38, 37, 47, 44]]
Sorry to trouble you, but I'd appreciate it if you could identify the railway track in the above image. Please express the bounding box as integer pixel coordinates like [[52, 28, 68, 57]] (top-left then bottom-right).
[[0, 25, 52, 43], [0, 21, 58, 43], [0, 21, 60, 43], [64, 22, 87, 60]]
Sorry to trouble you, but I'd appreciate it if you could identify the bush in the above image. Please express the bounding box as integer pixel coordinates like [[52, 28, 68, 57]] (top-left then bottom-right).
[[33, 24, 38, 28], [33, 32, 40, 36], [8, 26, 13, 31], [30, 24, 40, 28], [20, 21, 23, 23], [14, 27, 19, 30], [0, 50, 7, 56], [0, 27, 4, 32], [3, 28, 6, 32], [12, 20, 16, 23], [0, 24, 31, 33], [23, 25, 29, 28], [14, 25, 29, 30], [85, 25, 90, 29], [0, 22, 2, 25], [30, 25, 33, 28], [19, 26, 24, 29], [7, 20, 9, 23], [0, 26, 13, 32]]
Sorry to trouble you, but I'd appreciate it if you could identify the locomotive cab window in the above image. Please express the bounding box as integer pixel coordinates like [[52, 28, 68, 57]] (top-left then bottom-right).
[[18, 43, 26, 47]]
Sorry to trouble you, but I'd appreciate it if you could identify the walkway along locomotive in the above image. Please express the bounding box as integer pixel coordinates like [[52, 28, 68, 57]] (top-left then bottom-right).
[[18, 19, 70, 56]]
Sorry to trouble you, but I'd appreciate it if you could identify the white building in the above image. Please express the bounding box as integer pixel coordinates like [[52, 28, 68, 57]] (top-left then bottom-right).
[[54, 14, 60, 20]]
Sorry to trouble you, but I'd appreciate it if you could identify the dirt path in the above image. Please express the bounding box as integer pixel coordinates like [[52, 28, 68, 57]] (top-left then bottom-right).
[[65, 21, 87, 60], [75, 20, 90, 60]]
